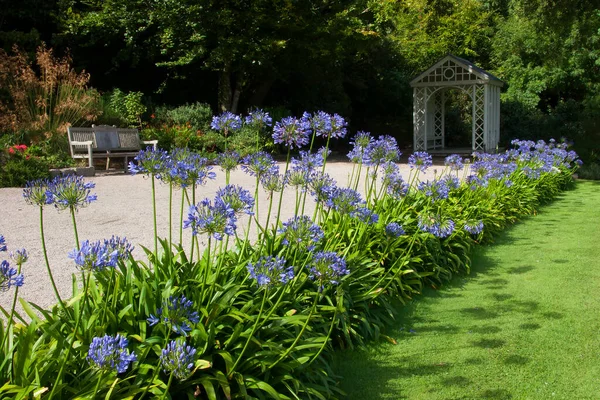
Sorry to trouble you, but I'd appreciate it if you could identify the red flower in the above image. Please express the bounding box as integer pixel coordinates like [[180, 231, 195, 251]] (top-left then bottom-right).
[[8, 147, 14, 154]]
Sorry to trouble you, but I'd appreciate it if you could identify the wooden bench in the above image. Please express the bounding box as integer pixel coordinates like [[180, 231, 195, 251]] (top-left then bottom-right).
[[67, 125, 158, 171]]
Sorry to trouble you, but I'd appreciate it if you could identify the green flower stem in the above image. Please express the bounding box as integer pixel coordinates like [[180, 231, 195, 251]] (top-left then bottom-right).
[[320, 135, 331, 174], [160, 372, 175, 399], [168, 181, 173, 249], [190, 185, 196, 260], [151, 175, 158, 257], [274, 150, 291, 227], [368, 232, 420, 297], [0, 261, 23, 352], [208, 237, 228, 301], [92, 370, 106, 398], [49, 271, 93, 400], [200, 236, 212, 303], [229, 289, 268, 377], [238, 177, 260, 263], [306, 305, 338, 367], [269, 292, 319, 370], [39, 206, 66, 312], [99, 268, 116, 326], [139, 334, 171, 400], [70, 206, 80, 250], [179, 189, 186, 245]]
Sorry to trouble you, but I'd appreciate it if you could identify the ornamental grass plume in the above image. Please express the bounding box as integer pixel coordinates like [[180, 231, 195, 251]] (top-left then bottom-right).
[[246, 256, 294, 289], [87, 334, 136, 374], [160, 340, 197, 381], [148, 296, 200, 336]]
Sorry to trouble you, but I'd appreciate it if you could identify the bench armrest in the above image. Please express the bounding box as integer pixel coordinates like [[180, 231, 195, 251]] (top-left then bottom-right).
[[142, 140, 158, 150], [70, 141, 94, 168]]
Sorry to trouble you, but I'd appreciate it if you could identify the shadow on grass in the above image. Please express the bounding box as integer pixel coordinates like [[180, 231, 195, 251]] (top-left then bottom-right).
[[334, 216, 556, 399]]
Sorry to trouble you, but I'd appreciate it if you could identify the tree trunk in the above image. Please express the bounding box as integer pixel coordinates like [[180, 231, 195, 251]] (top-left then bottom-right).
[[231, 80, 242, 114], [249, 77, 276, 107], [218, 63, 232, 112]]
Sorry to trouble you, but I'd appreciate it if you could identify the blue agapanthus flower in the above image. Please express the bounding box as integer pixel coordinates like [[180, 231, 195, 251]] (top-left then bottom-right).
[[408, 152, 433, 172], [216, 151, 240, 173], [47, 174, 97, 211], [444, 154, 464, 171], [69, 236, 134, 272], [160, 340, 197, 381], [385, 222, 405, 237], [347, 131, 373, 163], [148, 296, 200, 336], [87, 334, 136, 374], [418, 214, 455, 238], [272, 116, 311, 149], [0, 260, 24, 292], [241, 151, 278, 179], [307, 171, 337, 203], [216, 185, 255, 216], [352, 207, 379, 224], [10, 248, 28, 265], [247, 255, 294, 289], [382, 163, 409, 198], [441, 174, 461, 190], [167, 149, 216, 187], [183, 197, 237, 240], [245, 109, 273, 127], [418, 179, 450, 201], [278, 216, 324, 251], [23, 178, 54, 206], [309, 251, 349, 291], [363, 135, 400, 166], [260, 170, 285, 192], [0, 235, 6, 252], [325, 187, 364, 214], [128, 147, 170, 176], [211, 111, 242, 134], [464, 220, 484, 235]]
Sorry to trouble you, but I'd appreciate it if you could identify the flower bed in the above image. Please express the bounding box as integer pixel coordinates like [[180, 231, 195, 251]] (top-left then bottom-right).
[[0, 110, 580, 399]]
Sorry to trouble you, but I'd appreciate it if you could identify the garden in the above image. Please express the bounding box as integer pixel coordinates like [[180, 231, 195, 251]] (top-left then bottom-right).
[[0, 111, 583, 398], [0, 1, 597, 398]]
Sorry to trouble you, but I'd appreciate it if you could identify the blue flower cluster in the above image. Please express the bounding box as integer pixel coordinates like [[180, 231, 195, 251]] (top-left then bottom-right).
[[128, 147, 169, 176], [260, 169, 285, 192], [418, 179, 450, 201], [382, 163, 409, 198], [10, 248, 28, 265], [0, 236, 25, 292], [444, 154, 465, 171], [241, 151, 278, 179], [363, 135, 400, 166], [408, 152, 433, 172], [87, 334, 136, 374], [211, 111, 242, 134], [148, 296, 200, 336], [215, 185, 255, 216], [69, 236, 134, 272], [247, 255, 294, 289], [44, 174, 97, 211], [22, 178, 54, 206], [385, 222, 405, 237], [278, 216, 324, 251], [184, 198, 236, 240], [309, 251, 349, 291], [305, 111, 347, 139], [418, 214, 455, 238], [167, 150, 216, 187], [464, 220, 484, 235], [272, 116, 311, 149], [347, 131, 373, 162], [307, 171, 338, 203], [245, 109, 273, 128], [160, 340, 197, 381], [216, 151, 241, 173]]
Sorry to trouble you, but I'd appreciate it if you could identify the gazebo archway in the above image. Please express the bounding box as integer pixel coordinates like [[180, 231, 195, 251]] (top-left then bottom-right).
[[411, 54, 503, 152]]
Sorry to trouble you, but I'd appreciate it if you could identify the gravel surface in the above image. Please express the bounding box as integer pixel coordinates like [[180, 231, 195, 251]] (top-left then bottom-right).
[[0, 162, 444, 313]]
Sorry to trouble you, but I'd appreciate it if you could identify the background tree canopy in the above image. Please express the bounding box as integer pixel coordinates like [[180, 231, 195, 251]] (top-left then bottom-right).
[[1, 0, 598, 158]]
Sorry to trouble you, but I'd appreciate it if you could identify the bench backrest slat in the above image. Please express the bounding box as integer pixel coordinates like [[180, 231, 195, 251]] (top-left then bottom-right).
[[68, 126, 143, 153]]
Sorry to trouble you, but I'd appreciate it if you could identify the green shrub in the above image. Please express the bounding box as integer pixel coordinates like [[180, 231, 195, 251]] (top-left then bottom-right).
[[0, 146, 50, 187], [578, 163, 600, 180], [164, 102, 213, 132]]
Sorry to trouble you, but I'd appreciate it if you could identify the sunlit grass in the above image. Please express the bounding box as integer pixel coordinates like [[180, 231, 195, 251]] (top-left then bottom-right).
[[334, 180, 600, 399]]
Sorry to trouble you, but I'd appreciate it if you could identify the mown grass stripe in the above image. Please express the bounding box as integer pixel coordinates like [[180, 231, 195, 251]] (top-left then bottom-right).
[[334, 180, 600, 399]]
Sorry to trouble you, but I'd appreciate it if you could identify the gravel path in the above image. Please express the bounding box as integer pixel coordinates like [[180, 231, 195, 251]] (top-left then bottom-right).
[[0, 162, 444, 313]]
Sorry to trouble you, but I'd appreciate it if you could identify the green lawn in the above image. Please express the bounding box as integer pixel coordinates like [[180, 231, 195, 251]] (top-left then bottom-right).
[[334, 180, 600, 399]]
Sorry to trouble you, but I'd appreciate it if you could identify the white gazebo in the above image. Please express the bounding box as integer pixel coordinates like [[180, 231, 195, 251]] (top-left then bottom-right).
[[410, 54, 504, 152]]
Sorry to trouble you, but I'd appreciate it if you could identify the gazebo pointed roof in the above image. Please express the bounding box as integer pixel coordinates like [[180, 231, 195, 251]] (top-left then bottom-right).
[[410, 54, 503, 87]]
